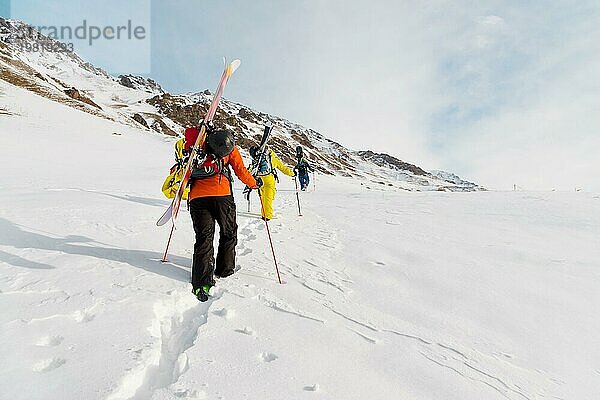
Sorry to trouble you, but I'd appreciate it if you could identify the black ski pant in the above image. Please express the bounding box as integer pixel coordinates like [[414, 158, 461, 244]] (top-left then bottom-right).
[[189, 195, 238, 290]]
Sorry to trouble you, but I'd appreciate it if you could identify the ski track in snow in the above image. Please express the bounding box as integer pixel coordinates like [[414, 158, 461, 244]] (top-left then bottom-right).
[[209, 193, 564, 400], [221, 195, 554, 400], [106, 292, 214, 400], [112, 198, 339, 398], [32, 357, 67, 373]]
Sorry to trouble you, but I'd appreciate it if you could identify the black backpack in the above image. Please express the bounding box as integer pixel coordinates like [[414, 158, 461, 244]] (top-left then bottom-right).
[[298, 163, 308, 175], [190, 129, 235, 182]]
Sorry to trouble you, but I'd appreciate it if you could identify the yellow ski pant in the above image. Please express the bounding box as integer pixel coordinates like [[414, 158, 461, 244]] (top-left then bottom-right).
[[258, 174, 277, 220]]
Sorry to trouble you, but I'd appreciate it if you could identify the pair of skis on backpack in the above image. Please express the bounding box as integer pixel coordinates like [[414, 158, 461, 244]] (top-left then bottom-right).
[[157, 59, 241, 228], [243, 124, 273, 201]]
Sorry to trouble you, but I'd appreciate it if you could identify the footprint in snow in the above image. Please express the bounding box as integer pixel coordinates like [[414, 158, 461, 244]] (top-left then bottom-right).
[[259, 352, 278, 362], [303, 384, 320, 391], [128, 347, 145, 360], [32, 358, 66, 372], [208, 286, 223, 298], [173, 388, 206, 398], [212, 308, 235, 319], [73, 310, 95, 323], [35, 335, 64, 347], [238, 248, 252, 257], [235, 326, 256, 336]]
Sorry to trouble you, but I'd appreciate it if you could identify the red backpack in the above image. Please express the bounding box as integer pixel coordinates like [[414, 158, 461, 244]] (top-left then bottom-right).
[[184, 127, 200, 152]]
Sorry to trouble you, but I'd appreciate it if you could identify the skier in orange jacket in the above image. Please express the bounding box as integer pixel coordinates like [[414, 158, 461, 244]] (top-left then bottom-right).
[[185, 126, 261, 301]]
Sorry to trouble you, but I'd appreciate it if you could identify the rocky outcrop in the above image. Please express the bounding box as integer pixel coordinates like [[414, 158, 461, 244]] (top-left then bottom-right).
[[357, 151, 428, 176], [146, 93, 248, 135], [147, 94, 208, 127], [64, 87, 101, 109], [150, 117, 177, 136], [132, 113, 149, 129], [237, 107, 266, 124], [118, 75, 164, 94], [289, 129, 316, 151], [429, 170, 483, 191]]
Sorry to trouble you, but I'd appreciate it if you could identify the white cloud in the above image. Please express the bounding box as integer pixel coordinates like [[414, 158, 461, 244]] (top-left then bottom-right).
[[477, 15, 506, 27], [436, 4, 600, 191]]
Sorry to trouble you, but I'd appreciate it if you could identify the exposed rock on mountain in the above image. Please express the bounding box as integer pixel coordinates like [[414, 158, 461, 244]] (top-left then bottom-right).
[[118, 74, 164, 94], [64, 87, 101, 109], [357, 151, 427, 176], [132, 113, 149, 129]]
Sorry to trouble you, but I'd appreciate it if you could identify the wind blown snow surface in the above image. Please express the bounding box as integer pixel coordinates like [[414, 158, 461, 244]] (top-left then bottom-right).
[[1, 81, 600, 400]]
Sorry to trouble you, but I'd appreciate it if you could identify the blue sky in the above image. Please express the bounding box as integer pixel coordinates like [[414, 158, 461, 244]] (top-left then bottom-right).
[[3, 1, 599, 190]]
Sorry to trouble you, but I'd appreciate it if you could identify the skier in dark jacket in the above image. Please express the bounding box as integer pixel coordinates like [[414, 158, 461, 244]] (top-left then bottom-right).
[[294, 146, 314, 191], [184, 126, 262, 301]]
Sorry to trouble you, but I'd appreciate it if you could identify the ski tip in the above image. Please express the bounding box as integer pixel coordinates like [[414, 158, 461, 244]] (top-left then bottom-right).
[[157, 204, 174, 226], [156, 217, 168, 227], [156, 212, 171, 226], [229, 59, 241, 74]]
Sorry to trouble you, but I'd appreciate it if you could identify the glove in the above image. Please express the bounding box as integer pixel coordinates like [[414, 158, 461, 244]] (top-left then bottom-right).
[[243, 186, 252, 200], [255, 177, 263, 188], [293, 170, 298, 177]]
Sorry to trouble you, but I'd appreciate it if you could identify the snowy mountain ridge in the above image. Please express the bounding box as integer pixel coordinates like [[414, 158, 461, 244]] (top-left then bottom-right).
[[0, 17, 482, 192]]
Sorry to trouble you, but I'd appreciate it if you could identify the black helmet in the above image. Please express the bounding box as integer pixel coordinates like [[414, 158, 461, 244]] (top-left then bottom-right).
[[249, 145, 259, 159], [206, 129, 235, 158]]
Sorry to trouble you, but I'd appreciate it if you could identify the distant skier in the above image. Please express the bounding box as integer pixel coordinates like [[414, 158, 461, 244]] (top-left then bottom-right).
[[294, 146, 314, 191], [184, 125, 262, 302], [248, 144, 295, 221]]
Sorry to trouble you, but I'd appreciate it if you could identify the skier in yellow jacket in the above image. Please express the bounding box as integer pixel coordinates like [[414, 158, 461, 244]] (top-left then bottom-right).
[[249, 145, 295, 220]]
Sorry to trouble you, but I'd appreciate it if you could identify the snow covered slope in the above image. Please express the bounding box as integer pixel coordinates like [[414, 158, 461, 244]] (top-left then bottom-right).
[[2, 73, 600, 400], [0, 17, 481, 192]]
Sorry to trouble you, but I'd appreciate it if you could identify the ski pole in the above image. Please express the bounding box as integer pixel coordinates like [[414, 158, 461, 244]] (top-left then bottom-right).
[[294, 176, 302, 216], [313, 171, 316, 192], [161, 223, 175, 262], [258, 190, 282, 284]]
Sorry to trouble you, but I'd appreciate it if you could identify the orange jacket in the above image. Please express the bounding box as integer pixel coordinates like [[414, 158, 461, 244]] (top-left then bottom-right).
[[189, 146, 257, 199]]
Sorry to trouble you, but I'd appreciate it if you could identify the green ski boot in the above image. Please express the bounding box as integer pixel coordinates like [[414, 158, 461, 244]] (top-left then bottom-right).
[[193, 285, 212, 302]]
